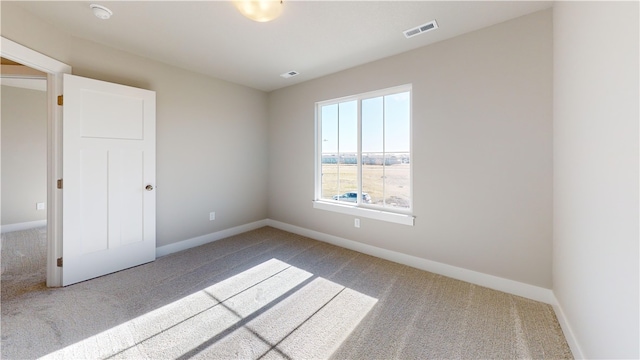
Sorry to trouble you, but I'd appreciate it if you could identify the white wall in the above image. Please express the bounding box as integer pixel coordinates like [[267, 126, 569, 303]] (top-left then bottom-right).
[[268, 10, 553, 288], [1, 3, 270, 247], [1, 85, 47, 226], [553, 2, 639, 358]]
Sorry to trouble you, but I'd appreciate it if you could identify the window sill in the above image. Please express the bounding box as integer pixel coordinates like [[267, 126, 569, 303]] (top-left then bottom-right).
[[312, 200, 415, 226]]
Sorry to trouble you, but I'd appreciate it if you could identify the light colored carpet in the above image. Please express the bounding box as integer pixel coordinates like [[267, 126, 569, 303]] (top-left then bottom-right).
[[1, 226, 572, 359], [1, 226, 49, 298]]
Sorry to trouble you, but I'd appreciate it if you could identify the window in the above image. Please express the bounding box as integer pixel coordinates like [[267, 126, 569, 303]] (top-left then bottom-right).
[[314, 85, 414, 225]]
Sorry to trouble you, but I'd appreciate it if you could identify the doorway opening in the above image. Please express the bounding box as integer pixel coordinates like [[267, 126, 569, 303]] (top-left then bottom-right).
[[1, 58, 48, 288], [1, 36, 72, 287]]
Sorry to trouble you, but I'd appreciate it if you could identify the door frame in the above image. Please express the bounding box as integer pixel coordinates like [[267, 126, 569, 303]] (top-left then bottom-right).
[[1, 36, 71, 287]]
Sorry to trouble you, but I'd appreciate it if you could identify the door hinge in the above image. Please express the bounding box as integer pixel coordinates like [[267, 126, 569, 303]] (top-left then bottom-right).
[[57, 257, 63, 267], [57, 95, 63, 106], [57, 179, 63, 189]]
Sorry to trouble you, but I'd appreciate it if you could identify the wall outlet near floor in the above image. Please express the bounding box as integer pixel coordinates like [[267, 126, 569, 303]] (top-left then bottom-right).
[[209, 212, 216, 221], [36, 202, 46, 210], [354, 218, 360, 228]]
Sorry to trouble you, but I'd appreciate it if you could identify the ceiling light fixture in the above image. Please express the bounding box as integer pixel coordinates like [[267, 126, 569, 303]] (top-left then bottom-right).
[[233, 0, 283, 23], [90, 4, 113, 20]]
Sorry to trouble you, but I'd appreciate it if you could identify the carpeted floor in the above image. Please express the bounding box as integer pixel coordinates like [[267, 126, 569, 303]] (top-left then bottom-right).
[[1, 226, 49, 299], [1, 226, 572, 359]]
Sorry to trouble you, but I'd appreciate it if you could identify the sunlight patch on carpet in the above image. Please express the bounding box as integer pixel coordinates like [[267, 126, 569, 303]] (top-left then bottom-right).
[[41, 258, 377, 359]]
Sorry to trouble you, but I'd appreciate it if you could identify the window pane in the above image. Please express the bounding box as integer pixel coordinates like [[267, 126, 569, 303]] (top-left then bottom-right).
[[321, 102, 358, 201], [362, 97, 383, 153], [324, 162, 357, 203], [338, 101, 357, 153], [321, 163, 338, 200], [336, 101, 357, 201], [384, 92, 410, 153], [384, 153, 410, 208], [362, 153, 384, 206], [321, 104, 338, 154], [337, 163, 357, 202], [321, 104, 338, 200]]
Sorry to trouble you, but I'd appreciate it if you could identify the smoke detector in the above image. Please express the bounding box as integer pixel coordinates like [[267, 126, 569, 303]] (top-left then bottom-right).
[[90, 4, 113, 20]]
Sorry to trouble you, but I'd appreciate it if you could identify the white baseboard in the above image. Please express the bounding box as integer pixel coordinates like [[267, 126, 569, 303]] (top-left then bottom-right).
[[552, 298, 585, 359], [155, 217, 555, 304], [1, 220, 47, 233], [155, 219, 268, 258], [155, 218, 579, 354], [266, 219, 556, 305]]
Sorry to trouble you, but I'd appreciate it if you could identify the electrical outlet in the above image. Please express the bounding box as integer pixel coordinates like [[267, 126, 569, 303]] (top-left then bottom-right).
[[354, 218, 360, 228], [36, 202, 45, 210], [209, 212, 216, 221]]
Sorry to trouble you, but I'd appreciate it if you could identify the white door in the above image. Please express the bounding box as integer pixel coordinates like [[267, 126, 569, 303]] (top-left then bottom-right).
[[62, 74, 156, 286]]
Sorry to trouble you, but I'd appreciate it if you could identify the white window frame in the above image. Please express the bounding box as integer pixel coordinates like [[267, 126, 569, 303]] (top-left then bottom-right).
[[313, 84, 415, 226]]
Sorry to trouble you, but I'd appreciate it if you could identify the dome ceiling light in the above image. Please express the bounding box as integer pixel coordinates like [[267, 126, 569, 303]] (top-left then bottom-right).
[[234, 0, 283, 23], [90, 4, 113, 20]]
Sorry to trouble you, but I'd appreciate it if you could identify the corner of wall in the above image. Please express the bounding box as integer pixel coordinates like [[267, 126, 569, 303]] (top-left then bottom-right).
[[552, 294, 585, 359]]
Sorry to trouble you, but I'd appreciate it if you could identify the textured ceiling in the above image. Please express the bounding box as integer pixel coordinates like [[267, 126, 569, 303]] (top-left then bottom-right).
[[14, 1, 552, 92]]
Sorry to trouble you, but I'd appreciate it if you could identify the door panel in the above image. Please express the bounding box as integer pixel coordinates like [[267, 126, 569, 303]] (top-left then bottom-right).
[[80, 90, 144, 140], [79, 149, 108, 253], [62, 74, 156, 286], [109, 149, 144, 246]]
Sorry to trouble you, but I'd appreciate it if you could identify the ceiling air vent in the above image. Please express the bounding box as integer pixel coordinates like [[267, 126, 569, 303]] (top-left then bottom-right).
[[403, 20, 439, 39], [280, 71, 299, 79]]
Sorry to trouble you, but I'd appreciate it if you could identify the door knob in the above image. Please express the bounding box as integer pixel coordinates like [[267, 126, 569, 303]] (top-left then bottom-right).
[[145, 185, 154, 191]]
